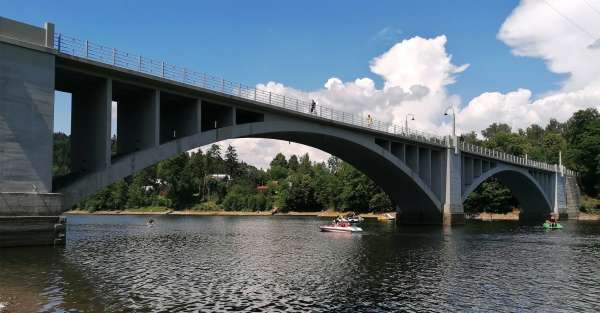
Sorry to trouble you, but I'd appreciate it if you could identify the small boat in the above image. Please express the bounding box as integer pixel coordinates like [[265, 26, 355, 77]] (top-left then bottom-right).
[[377, 213, 396, 221], [320, 221, 363, 233], [543, 222, 563, 229], [345, 212, 364, 224]]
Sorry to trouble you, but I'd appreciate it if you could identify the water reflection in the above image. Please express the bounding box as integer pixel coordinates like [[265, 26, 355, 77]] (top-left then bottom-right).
[[1, 216, 600, 312]]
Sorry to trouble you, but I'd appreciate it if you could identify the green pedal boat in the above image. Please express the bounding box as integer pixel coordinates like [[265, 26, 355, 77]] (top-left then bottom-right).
[[543, 222, 563, 229]]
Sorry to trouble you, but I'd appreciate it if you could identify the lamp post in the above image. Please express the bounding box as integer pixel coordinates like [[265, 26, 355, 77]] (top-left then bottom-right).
[[444, 105, 458, 154], [405, 113, 415, 131]]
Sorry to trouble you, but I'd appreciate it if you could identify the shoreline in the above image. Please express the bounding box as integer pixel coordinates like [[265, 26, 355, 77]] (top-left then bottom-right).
[[64, 210, 600, 221], [64, 209, 393, 219]]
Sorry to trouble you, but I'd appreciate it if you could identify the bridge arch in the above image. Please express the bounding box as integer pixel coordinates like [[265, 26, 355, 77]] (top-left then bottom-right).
[[461, 164, 553, 219], [56, 118, 442, 220]]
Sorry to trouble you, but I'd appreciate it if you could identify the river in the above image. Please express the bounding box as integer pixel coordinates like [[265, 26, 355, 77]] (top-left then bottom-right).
[[1, 215, 600, 312]]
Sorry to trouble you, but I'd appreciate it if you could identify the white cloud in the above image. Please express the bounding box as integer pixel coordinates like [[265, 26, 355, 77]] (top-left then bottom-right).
[[212, 1, 600, 168], [457, 0, 600, 134], [218, 36, 467, 168]]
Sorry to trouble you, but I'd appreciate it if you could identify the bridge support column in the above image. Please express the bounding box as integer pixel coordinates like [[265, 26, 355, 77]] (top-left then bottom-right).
[[0, 17, 66, 247], [442, 141, 464, 225]]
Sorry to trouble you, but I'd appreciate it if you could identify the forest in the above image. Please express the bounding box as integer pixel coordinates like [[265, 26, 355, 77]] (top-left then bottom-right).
[[53, 108, 600, 214]]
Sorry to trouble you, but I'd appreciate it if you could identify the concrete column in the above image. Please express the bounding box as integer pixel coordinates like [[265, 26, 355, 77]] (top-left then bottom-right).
[[482, 160, 490, 173], [114, 83, 159, 156], [153, 90, 161, 147], [405, 145, 418, 173], [442, 143, 464, 225], [71, 78, 112, 173], [431, 150, 442, 198], [419, 148, 431, 187], [474, 158, 482, 178], [464, 157, 473, 186], [391, 142, 405, 162]]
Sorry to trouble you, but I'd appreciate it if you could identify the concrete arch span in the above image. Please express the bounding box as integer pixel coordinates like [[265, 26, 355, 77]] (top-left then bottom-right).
[[56, 118, 442, 222], [462, 165, 553, 221]]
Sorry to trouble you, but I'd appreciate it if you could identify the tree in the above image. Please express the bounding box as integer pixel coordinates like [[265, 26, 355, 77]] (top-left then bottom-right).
[[298, 153, 312, 174], [464, 178, 518, 214], [270, 153, 287, 168], [542, 132, 566, 164], [460, 131, 480, 145], [53, 133, 71, 177], [157, 153, 195, 209], [565, 108, 600, 196], [481, 123, 512, 140], [288, 155, 299, 172], [224, 145, 240, 178], [369, 192, 393, 212]]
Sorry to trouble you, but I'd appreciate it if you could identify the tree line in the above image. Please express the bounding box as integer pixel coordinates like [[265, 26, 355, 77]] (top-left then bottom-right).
[[53, 108, 600, 214]]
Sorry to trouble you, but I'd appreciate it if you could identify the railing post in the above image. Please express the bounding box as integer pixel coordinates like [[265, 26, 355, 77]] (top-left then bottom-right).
[[57, 33, 61, 52], [112, 48, 116, 65], [183, 68, 187, 82], [238, 83, 242, 96], [202, 73, 207, 88], [269, 92, 271, 104], [161, 62, 165, 78], [253, 89, 257, 101], [221, 79, 225, 92], [283, 96, 286, 107], [85, 40, 89, 58], [139, 56, 142, 71]]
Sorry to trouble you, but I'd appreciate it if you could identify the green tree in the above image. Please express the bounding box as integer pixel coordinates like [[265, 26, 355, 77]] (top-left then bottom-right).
[[565, 108, 600, 196], [52, 133, 71, 177], [224, 145, 240, 178], [157, 153, 194, 209], [481, 123, 512, 140], [288, 155, 299, 172], [270, 153, 288, 168]]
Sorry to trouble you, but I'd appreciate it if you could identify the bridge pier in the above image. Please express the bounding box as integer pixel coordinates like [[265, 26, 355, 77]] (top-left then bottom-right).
[[0, 17, 65, 247], [442, 138, 465, 225]]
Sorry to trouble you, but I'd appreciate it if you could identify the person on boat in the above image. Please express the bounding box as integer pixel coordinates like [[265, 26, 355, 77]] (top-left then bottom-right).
[[549, 214, 557, 227]]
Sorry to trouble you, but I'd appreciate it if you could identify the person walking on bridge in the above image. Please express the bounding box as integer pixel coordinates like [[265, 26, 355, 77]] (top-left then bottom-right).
[[310, 100, 316, 114], [367, 114, 373, 127]]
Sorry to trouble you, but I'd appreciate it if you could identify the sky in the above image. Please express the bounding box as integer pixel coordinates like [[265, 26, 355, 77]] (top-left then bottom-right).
[[4, 0, 600, 168]]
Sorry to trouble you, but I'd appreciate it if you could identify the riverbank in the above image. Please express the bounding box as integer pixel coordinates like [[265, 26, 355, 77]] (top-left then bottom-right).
[[64, 209, 395, 219]]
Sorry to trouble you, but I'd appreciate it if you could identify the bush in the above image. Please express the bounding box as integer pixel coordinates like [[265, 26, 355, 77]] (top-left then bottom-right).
[[193, 201, 222, 211], [580, 196, 600, 213]]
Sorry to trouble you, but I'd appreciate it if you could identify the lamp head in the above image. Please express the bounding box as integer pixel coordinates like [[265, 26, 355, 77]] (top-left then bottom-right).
[[411, 117, 415, 121], [444, 112, 448, 116]]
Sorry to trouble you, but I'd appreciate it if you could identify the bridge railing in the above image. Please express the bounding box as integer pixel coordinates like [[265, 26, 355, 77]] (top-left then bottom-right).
[[52, 33, 576, 175], [459, 141, 576, 176], [53, 33, 446, 147]]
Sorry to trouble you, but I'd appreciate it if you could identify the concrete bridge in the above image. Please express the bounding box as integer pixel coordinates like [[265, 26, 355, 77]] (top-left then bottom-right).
[[0, 17, 581, 247]]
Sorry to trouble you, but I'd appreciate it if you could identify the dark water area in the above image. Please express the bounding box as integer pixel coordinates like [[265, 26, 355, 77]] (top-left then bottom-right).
[[2, 216, 600, 312]]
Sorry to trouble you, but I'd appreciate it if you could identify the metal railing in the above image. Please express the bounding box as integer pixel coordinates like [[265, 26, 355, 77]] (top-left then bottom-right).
[[52, 33, 575, 176], [459, 141, 576, 175], [53, 33, 446, 146]]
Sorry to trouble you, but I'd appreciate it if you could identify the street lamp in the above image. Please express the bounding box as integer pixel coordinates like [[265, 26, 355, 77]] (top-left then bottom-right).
[[444, 105, 458, 154], [405, 113, 415, 131]]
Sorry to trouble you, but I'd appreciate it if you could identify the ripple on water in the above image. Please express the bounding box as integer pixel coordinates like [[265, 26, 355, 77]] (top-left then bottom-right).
[[1, 217, 600, 312]]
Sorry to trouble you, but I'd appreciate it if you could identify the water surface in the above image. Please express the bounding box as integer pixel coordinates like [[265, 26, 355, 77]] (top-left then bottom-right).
[[2, 215, 600, 312]]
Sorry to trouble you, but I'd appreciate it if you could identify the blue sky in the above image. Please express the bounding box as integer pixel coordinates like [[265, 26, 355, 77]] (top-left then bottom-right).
[[3, 0, 566, 134]]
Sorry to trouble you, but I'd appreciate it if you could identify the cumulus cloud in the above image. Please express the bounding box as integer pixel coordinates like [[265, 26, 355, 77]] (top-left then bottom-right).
[[208, 1, 600, 168], [458, 0, 600, 133], [223, 35, 468, 168]]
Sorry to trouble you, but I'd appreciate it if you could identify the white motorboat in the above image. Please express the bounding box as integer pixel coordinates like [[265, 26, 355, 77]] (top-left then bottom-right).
[[319, 223, 363, 233]]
